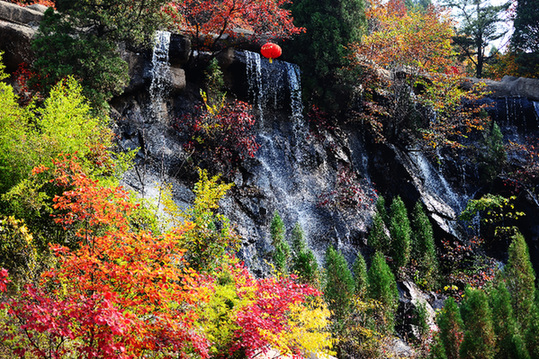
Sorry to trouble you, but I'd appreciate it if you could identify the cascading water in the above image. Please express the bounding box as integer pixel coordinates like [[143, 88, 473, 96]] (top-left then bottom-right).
[[533, 101, 539, 122], [150, 30, 172, 121]]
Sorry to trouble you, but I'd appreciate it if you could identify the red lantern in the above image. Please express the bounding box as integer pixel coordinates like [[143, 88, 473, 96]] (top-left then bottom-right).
[[261, 42, 282, 64]]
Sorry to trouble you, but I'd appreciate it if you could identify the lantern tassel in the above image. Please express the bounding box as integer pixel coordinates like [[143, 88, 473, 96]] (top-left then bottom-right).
[[269, 58, 273, 64]]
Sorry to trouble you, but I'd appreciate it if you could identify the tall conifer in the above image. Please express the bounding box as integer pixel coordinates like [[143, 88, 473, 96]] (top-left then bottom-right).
[[437, 297, 464, 359], [389, 196, 411, 269], [459, 287, 496, 359], [367, 251, 399, 332], [411, 201, 439, 290]]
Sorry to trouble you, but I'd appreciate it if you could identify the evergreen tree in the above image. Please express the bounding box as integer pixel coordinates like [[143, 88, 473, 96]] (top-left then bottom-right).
[[324, 245, 355, 324], [389, 196, 412, 269], [428, 333, 449, 359], [290, 222, 319, 285], [270, 211, 290, 273], [352, 251, 368, 298], [489, 281, 530, 359], [437, 297, 464, 359], [525, 292, 539, 358], [284, 0, 366, 113], [504, 232, 536, 331], [367, 251, 399, 333], [411, 201, 439, 290], [479, 122, 506, 182], [459, 287, 496, 359], [368, 212, 391, 255], [511, 0, 539, 77], [376, 195, 389, 225], [443, 0, 510, 78]]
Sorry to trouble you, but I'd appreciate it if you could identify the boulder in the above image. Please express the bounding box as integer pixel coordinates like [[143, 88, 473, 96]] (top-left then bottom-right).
[[0, 19, 35, 73], [170, 66, 186, 92], [466, 76, 539, 101], [0, 1, 44, 27]]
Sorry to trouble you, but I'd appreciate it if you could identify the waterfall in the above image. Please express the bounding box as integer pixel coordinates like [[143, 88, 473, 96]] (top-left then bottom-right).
[[533, 101, 539, 122], [245, 51, 264, 120], [150, 30, 171, 121]]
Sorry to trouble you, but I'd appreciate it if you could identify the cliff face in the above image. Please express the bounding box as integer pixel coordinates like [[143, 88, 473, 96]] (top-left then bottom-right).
[[1, 3, 538, 274]]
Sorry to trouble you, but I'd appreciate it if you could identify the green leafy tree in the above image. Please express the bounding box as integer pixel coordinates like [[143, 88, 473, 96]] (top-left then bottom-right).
[[389, 196, 412, 269], [352, 251, 368, 298], [324, 245, 355, 325], [32, 8, 129, 112], [367, 251, 399, 333], [437, 297, 464, 359], [411, 201, 439, 290], [284, 0, 366, 113], [489, 281, 530, 359], [290, 222, 319, 285], [444, 0, 510, 78], [53, 0, 169, 44], [504, 232, 536, 332], [459, 287, 496, 359], [271, 211, 291, 274]]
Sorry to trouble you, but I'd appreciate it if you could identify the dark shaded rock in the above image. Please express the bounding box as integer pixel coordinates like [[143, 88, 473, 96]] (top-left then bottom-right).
[[0, 19, 35, 73], [169, 33, 190, 66]]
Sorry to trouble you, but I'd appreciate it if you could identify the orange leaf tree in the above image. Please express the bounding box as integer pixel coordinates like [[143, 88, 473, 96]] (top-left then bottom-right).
[[351, 0, 488, 148], [165, 0, 304, 56], [2, 157, 210, 358]]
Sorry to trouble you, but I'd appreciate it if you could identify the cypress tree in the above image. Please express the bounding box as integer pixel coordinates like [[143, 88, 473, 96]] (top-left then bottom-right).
[[428, 333, 449, 359], [324, 245, 355, 324], [368, 212, 391, 255], [352, 251, 368, 298], [270, 211, 290, 273], [459, 287, 496, 359], [389, 196, 412, 269], [437, 297, 464, 359], [376, 195, 389, 225], [411, 201, 439, 290], [368, 251, 399, 332], [504, 232, 536, 332], [489, 281, 530, 359], [290, 222, 319, 285], [525, 293, 539, 358]]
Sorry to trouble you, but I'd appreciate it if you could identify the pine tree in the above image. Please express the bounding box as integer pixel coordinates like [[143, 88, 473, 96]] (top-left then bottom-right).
[[290, 222, 319, 285], [368, 212, 391, 255], [376, 195, 389, 225], [270, 211, 290, 273], [428, 333, 449, 359], [389, 196, 412, 269], [324, 245, 355, 324], [459, 287, 496, 359], [352, 251, 368, 298], [525, 292, 539, 358], [504, 232, 536, 331], [489, 281, 530, 359], [411, 201, 439, 290], [367, 251, 399, 333], [437, 297, 464, 359]]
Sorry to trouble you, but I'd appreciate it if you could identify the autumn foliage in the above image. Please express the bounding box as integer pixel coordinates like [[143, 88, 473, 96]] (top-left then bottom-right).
[[165, 0, 304, 54], [0, 157, 333, 358], [351, 0, 488, 148]]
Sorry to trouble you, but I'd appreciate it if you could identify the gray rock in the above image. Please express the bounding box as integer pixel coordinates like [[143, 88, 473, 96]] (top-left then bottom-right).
[[0, 1, 44, 27], [0, 19, 35, 72]]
